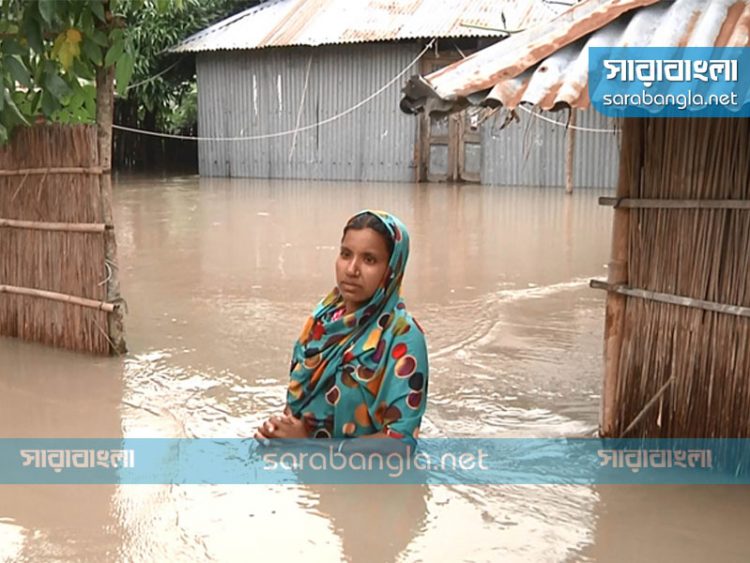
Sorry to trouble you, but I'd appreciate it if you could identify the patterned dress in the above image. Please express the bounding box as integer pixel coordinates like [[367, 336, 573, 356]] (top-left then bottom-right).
[[286, 210, 428, 447]]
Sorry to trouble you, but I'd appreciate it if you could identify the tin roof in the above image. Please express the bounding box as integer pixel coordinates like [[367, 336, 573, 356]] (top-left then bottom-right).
[[172, 0, 561, 53], [400, 0, 750, 113]]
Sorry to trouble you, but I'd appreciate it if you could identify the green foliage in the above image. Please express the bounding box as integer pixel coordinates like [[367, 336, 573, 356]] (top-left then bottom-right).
[[0, 0, 193, 143], [164, 81, 197, 133], [117, 0, 247, 134], [1, 0, 249, 148]]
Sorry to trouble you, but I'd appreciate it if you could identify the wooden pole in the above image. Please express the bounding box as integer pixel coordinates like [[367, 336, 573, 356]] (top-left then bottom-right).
[[0, 218, 111, 232], [590, 279, 750, 319], [0, 285, 117, 312], [565, 109, 577, 195], [0, 167, 104, 176], [598, 197, 750, 209], [600, 117, 642, 437], [96, 0, 127, 354], [96, 59, 115, 172], [619, 376, 675, 437]]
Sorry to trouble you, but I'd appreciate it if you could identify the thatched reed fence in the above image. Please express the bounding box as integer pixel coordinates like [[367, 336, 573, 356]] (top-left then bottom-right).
[[0, 125, 126, 355], [595, 117, 750, 438]]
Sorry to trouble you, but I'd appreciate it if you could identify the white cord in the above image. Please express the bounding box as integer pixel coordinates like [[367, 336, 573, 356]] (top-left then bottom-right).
[[517, 104, 620, 134], [125, 58, 183, 91], [113, 39, 436, 142]]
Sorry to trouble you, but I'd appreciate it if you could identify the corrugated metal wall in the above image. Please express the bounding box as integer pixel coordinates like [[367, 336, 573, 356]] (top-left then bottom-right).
[[481, 109, 621, 189], [197, 43, 620, 187], [196, 43, 421, 181]]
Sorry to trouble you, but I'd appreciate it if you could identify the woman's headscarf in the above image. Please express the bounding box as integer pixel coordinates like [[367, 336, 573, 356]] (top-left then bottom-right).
[[286, 210, 428, 446]]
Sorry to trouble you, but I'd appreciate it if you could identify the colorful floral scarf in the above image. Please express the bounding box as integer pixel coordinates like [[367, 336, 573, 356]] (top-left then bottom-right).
[[286, 210, 428, 446]]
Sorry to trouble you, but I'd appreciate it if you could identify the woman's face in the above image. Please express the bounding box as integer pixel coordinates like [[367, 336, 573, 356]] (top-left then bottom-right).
[[336, 227, 390, 313]]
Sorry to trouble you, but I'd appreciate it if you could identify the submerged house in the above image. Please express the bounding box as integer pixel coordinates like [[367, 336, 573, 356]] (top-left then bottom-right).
[[173, 0, 620, 187], [402, 0, 750, 438]]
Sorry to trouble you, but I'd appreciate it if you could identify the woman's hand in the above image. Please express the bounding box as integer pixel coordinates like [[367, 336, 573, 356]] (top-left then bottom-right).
[[254, 414, 309, 444]]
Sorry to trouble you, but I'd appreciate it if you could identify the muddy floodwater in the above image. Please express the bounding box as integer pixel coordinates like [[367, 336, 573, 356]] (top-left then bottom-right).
[[1, 177, 749, 562]]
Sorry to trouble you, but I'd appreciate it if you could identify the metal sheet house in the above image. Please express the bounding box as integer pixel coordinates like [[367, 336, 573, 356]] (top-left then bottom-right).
[[402, 0, 750, 438], [173, 0, 621, 187]]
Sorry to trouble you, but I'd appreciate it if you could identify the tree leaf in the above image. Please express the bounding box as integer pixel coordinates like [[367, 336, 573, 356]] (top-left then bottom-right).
[[51, 31, 66, 57], [80, 10, 95, 35], [3, 90, 30, 126], [68, 91, 84, 113], [115, 51, 135, 96], [81, 83, 97, 114], [4, 56, 32, 88], [44, 72, 72, 101], [0, 21, 19, 34], [30, 90, 43, 114], [104, 38, 124, 67], [83, 95, 96, 118], [72, 58, 94, 80], [91, 30, 109, 47], [110, 28, 124, 44], [66, 28, 83, 45], [21, 17, 44, 54], [57, 0, 71, 23], [14, 92, 33, 116], [121, 0, 145, 12], [58, 48, 74, 71], [71, 0, 86, 22], [38, 0, 57, 25], [41, 90, 59, 116], [65, 43, 82, 69], [83, 83, 97, 98], [0, 123, 8, 146], [1, 40, 27, 57], [90, 0, 106, 23], [82, 37, 103, 65]]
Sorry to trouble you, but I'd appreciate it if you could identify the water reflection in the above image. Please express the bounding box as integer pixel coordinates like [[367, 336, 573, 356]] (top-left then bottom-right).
[[0, 341, 124, 560], [312, 485, 429, 563], [581, 485, 750, 563], [2, 176, 748, 561]]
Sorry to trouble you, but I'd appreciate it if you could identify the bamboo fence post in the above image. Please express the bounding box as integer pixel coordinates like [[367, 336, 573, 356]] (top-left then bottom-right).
[[0, 166, 104, 176], [0, 285, 117, 312], [0, 218, 110, 232], [565, 109, 577, 195], [598, 197, 750, 209], [590, 280, 750, 318], [601, 117, 642, 437], [96, 41, 127, 355]]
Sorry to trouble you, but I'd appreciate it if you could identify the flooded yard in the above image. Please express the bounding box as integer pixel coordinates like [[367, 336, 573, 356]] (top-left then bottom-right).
[[1, 176, 749, 562]]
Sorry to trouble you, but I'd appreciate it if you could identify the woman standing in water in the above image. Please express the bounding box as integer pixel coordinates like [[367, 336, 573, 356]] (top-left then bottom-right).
[[255, 210, 428, 448]]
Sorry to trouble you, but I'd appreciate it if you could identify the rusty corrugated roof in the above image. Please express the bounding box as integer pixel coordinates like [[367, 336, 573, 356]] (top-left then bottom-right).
[[400, 0, 750, 113], [172, 0, 562, 53]]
